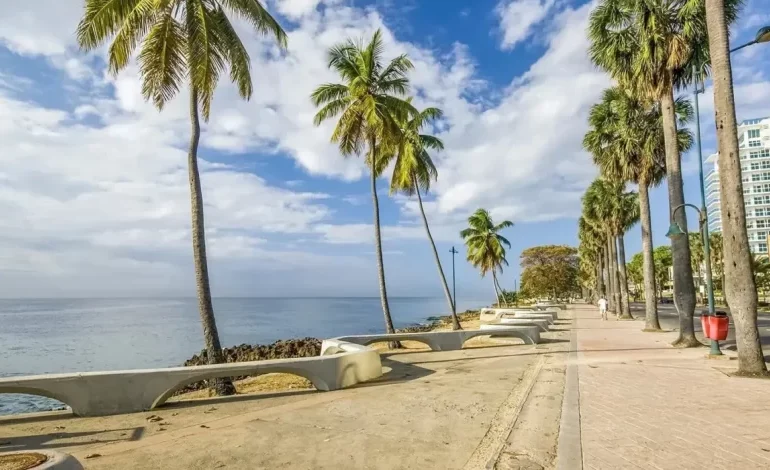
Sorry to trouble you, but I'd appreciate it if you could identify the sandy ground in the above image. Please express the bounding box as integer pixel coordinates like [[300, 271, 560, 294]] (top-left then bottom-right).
[[1, 314, 571, 470]]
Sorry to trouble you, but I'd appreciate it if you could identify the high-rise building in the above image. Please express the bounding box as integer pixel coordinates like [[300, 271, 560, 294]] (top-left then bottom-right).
[[705, 116, 770, 254]]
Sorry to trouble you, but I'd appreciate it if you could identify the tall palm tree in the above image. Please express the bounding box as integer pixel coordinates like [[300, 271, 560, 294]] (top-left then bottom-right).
[[460, 209, 514, 306], [616, 190, 640, 319], [583, 179, 623, 316], [311, 30, 416, 337], [379, 104, 461, 329], [76, 0, 286, 394], [588, 0, 739, 346], [704, 0, 766, 374], [584, 86, 693, 329], [579, 216, 606, 302]]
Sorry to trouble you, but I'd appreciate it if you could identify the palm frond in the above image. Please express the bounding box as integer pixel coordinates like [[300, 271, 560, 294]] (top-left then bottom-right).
[[219, 0, 287, 48], [138, 4, 186, 109]]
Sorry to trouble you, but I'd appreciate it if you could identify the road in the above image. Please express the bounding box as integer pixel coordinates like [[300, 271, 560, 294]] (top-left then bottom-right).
[[629, 302, 770, 358]]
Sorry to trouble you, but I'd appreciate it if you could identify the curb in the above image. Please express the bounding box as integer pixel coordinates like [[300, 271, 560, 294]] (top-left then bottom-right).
[[556, 309, 583, 470]]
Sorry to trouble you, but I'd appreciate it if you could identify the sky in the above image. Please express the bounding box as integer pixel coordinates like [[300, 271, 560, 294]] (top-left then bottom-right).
[[0, 0, 768, 300]]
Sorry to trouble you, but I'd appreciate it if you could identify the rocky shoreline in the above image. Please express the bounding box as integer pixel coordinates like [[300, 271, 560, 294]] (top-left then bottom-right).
[[178, 310, 480, 393]]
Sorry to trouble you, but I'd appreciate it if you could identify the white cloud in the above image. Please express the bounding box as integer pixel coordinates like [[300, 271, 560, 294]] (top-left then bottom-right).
[[496, 0, 557, 50]]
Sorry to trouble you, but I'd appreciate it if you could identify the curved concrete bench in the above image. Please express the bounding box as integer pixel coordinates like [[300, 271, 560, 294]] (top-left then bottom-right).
[[511, 312, 556, 324], [491, 318, 550, 332], [325, 327, 540, 353], [481, 308, 558, 323], [0, 340, 381, 417], [535, 302, 567, 310]]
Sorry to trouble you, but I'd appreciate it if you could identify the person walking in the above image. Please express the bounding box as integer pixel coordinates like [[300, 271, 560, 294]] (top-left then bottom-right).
[[598, 296, 608, 321]]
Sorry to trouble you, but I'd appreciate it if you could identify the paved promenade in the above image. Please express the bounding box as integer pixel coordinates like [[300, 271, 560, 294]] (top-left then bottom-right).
[[573, 304, 770, 470]]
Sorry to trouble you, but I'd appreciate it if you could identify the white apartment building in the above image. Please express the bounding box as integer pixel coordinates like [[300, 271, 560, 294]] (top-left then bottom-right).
[[706, 116, 770, 254]]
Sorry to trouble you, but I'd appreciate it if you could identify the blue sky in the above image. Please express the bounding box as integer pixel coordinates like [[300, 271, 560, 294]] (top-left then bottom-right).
[[0, 0, 768, 301]]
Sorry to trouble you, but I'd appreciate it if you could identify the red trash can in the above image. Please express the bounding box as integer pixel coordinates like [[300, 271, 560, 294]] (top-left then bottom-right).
[[701, 314, 711, 339], [707, 314, 729, 341]]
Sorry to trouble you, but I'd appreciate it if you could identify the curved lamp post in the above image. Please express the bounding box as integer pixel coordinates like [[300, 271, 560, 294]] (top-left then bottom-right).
[[666, 203, 721, 355], [730, 26, 770, 53]]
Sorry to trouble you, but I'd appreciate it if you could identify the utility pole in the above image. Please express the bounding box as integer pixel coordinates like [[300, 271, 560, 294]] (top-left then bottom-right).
[[450, 247, 458, 315]]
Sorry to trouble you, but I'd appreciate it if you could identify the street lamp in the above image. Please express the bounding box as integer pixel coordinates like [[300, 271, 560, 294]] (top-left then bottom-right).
[[689, 27, 770, 354], [666, 203, 721, 355], [449, 247, 458, 316], [730, 26, 770, 53]]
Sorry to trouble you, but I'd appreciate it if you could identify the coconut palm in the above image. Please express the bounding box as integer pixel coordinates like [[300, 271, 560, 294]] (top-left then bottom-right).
[[379, 104, 461, 329], [583, 179, 621, 316], [584, 86, 693, 329], [460, 209, 514, 306], [578, 216, 606, 302], [588, 0, 739, 346], [76, 0, 287, 394], [616, 190, 640, 319], [704, 1, 766, 373], [311, 30, 416, 337]]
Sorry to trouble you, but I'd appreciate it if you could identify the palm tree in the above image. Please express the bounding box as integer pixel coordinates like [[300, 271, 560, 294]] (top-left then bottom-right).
[[583, 179, 621, 316], [616, 190, 640, 319], [460, 209, 514, 306], [588, 0, 739, 346], [704, 0, 766, 374], [688, 233, 705, 304], [311, 30, 416, 338], [379, 104, 461, 329], [709, 232, 725, 299], [76, 0, 287, 394], [578, 216, 606, 302], [584, 87, 693, 329]]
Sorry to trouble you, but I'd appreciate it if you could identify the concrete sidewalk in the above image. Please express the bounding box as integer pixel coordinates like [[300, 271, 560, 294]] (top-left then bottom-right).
[[572, 304, 770, 470]]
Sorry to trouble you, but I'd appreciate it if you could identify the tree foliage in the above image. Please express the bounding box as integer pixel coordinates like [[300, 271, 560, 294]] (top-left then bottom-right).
[[460, 209, 513, 277], [520, 245, 579, 300]]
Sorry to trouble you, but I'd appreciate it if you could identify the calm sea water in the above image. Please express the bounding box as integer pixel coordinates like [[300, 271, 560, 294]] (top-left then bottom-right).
[[0, 297, 484, 415]]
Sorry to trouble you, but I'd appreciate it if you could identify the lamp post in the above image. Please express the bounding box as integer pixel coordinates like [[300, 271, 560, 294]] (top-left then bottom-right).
[[688, 24, 770, 354], [666, 203, 721, 355], [450, 247, 458, 315], [729, 26, 770, 53]]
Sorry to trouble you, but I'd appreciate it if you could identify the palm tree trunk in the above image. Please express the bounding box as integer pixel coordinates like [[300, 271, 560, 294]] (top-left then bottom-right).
[[705, 0, 767, 374], [639, 183, 661, 330], [188, 90, 234, 395], [596, 254, 605, 298], [661, 89, 699, 347], [603, 243, 614, 313], [369, 137, 397, 348], [414, 179, 461, 329], [617, 235, 633, 319], [495, 274, 505, 306], [609, 233, 622, 317], [606, 235, 618, 315], [493, 272, 503, 307]]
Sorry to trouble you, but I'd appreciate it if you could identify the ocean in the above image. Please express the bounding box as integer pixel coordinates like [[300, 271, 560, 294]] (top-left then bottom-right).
[[0, 297, 485, 415]]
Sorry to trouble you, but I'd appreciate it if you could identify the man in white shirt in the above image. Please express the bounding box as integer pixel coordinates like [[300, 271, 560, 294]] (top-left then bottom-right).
[[598, 296, 608, 321]]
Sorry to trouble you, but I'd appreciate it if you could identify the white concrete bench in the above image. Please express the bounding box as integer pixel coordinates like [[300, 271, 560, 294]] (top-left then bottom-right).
[[486, 318, 550, 332], [480, 308, 558, 323], [0, 341, 381, 417], [324, 327, 540, 353], [535, 302, 567, 310]]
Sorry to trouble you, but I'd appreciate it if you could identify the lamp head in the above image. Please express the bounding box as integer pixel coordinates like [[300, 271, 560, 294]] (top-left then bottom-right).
[[756, 26, 770, 44], [666, 222, 686, 239]]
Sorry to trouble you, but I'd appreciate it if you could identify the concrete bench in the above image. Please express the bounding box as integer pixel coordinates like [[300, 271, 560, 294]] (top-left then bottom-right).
[[486, 317, 550, 332], [325, 327, 540, 353], [481, 308, 558, 323], [0, 341, 381, 417], [535, 302, 567, 310]]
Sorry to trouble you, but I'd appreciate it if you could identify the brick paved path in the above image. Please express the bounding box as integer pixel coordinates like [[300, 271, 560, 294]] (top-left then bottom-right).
[[574, 305, 770, 470]]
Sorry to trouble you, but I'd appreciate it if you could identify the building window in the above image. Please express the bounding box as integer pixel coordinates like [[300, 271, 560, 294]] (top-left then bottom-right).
[[757, 208, 767, 217], [760, 243, 768, 254], [758, 220, 768, 229], [750, 149, 770, 158], [750, 140, 763, 147], [749, 129, 761, 139], [752, 162, 761, 170]]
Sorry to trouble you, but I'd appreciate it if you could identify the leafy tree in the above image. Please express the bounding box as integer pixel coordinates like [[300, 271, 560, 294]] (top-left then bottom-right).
[[589, 0, 740, 346], [627, 252, 644, 300], [653, 246, 673, 300], [460, 209, 514, 306], [689, 232, 704, 303], [705, 0, 765, 373], [76, 0, 287, 395], [311, 30, 416, 338], [709, 232, 725, 294], [379, 104, 461, 329], [520, 245, 580, 300]]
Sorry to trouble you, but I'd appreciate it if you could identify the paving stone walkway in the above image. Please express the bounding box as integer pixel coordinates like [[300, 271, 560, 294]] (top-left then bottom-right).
[[574, 305, 770, 470]]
